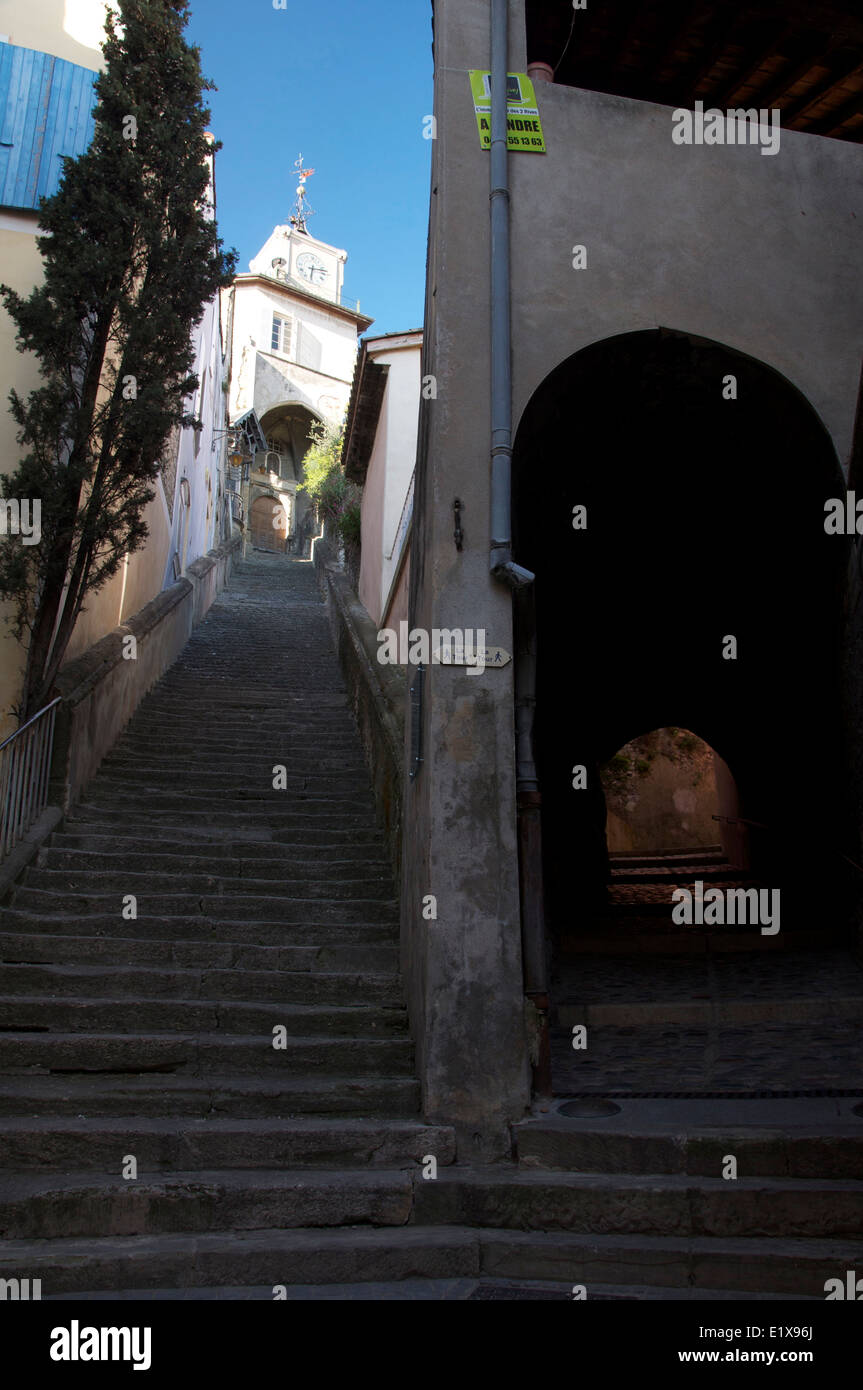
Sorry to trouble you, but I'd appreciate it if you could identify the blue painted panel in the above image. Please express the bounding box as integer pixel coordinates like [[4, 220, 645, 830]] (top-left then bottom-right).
[[0, 43, 96, 211]]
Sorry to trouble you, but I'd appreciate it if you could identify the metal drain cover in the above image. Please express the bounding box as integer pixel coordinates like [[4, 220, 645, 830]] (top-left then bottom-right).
[[557, 1099, 622, 1118]]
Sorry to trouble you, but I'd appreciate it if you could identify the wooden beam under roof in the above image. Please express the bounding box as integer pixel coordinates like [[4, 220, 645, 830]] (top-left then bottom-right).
[[778, 48, 863, 125]]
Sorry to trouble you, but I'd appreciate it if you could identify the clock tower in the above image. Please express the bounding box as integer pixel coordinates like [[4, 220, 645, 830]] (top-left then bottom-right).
[[222, 161, 373, 555]]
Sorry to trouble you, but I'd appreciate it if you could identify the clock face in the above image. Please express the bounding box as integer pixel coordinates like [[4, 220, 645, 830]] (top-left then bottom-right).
[[296, 252, 328, 286]]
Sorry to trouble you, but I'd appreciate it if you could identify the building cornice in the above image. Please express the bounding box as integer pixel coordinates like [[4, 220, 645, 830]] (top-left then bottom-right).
[[233, 273, 373, 334]]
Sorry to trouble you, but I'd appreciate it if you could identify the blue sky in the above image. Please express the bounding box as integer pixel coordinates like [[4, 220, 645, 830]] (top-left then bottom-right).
[[185, 0, 434, 337]]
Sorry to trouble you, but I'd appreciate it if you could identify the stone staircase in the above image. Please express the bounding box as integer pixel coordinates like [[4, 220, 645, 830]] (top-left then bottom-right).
[[1, 552, 860, 1301], [0, 554, 460, 1296], [561, 848, 849, 954]]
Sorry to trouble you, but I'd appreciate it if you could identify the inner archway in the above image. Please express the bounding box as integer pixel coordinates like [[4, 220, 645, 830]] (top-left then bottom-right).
[[513, 328, 853, 954], [512, 327, 855, 1097], [601, 727, 722, 856]]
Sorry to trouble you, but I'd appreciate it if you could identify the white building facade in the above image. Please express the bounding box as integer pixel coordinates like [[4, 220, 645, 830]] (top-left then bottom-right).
[[222, 224, 372, 554], [343, 330, 422, 628]]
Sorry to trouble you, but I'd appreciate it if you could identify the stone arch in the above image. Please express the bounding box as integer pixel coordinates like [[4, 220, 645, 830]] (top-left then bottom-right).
[[258, 402, 322, 482], [511, 327, 853, 940]]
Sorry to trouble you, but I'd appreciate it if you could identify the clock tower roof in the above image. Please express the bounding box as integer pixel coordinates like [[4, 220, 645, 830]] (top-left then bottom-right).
[[248, 225, 348, 276]]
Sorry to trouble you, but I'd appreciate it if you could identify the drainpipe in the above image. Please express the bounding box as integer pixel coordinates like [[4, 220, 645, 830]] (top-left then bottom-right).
[[488, 2, 549, 1098], [489, 0, 533, 591]]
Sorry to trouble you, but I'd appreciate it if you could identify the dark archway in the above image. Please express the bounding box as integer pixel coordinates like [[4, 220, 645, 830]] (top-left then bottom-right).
[[513, 329, 853, 947]]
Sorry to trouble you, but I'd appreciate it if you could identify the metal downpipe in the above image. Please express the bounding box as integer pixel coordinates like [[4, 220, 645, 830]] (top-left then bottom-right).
[[489, 0, 533, 591]]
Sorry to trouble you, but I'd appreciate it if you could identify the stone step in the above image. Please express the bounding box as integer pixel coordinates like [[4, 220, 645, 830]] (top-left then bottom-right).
[[0, 1074, 419, 1121], [560, 928, 847, 955], [0, 963, 402, 1006], [43, 1278, 817, 1301], [555, 995, 863, 1027], [0, 1168, 418, 1238], [65, 804, 380, 829], [476, 1229, 863, 1298], [0, 995, 408, 1036], [0, 1226, 477, 1296], [71, 789, 377, 813], [0, 909, 397, 944], [37, 849, 390, 877], [0, 1225, 857, 1297], [413, 1167, 863, 1239], [112, 730, 360, 750], [0, 931, 399, 974], [122, 716, 354, 735], [515, 1119, 863, 1179], [103, 749, 366, 768], [8, 888, 398, 924], [0, 1031, 415, 1075], [610, 849, 724, 867], [0, 1116, 455, 1172], [610, 866, 742, 883], [48, 832, 386, 857], [92, 769, 374, 793], [22, 869, 396, 899]]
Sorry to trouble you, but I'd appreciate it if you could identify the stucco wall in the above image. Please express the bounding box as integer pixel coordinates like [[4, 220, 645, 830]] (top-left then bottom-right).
[[227, 277, 359, 426], [0, 0, 107, 69], [359, 416, 386, 623], [508, 76, 862, 470], [402, 0, 532, 1155], [357, 336, 421, 626]]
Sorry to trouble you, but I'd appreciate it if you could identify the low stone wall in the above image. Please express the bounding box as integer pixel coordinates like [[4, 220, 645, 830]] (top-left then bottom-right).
[[50, 534, 241, 813], [312, 538, 406, 880]]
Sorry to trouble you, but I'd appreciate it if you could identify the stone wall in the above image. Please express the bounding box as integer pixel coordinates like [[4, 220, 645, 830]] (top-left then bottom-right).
[[312, 538, 406, 882], [602, 729, 720, 853]]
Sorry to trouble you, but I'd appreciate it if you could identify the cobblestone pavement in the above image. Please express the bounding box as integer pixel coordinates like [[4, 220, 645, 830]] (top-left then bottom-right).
[[552, 950, 863, 1094]]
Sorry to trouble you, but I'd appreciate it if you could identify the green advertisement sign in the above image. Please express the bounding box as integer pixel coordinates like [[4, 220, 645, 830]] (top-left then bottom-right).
[[469, 70, 546, 154]]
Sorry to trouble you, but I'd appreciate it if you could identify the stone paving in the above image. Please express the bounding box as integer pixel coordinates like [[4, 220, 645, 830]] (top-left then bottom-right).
[[552, 950, 863, 1094]]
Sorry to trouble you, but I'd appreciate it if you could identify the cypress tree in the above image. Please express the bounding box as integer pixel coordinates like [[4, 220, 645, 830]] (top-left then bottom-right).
[[0, 0, 237, 718]]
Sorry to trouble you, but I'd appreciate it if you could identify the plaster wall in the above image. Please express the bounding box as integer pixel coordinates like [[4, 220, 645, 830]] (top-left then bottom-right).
[[227, 279, 359, 426], [507, 77, 862, 472], [358, 336, 421, 626], [401, 0, 532, 1156], [0, 0, 108, 68], [359, 410, 386, 624]]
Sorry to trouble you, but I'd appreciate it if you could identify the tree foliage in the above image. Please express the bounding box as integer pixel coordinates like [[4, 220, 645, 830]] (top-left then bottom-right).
[[298, 419, 361, 546], [0, 0, 237, 717]]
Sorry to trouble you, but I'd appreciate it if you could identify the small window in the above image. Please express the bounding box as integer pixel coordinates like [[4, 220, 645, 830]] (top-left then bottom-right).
[[271, 313, 292, 356]]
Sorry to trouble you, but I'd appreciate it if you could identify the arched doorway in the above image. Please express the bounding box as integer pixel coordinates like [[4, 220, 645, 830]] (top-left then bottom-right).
[[258, 404, 322, 556], [511, 329, 854, 1087], [250, 494, 287, 552]]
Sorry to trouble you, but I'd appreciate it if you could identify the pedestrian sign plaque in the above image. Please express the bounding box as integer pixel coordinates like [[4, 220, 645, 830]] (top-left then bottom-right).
[[469, 71, 546, 154]]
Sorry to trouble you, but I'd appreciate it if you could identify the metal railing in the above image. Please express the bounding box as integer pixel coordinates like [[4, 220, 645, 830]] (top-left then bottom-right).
[[0, 698, 61, 860]]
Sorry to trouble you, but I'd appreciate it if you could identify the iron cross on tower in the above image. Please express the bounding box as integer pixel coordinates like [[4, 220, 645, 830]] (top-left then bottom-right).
[[290, 156, 316, 233]]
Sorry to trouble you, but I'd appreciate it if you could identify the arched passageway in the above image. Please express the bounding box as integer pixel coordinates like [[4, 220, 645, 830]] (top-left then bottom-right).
[[258, 404, 321, 555], [512, 329, 853, 953]]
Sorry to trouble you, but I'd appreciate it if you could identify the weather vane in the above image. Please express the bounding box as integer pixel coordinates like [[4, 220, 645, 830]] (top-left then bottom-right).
[[290, 155, 316, 233]]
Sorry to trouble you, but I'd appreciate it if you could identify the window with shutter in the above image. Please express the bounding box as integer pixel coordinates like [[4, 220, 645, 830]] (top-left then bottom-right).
[[271, 313, 293, 357]]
